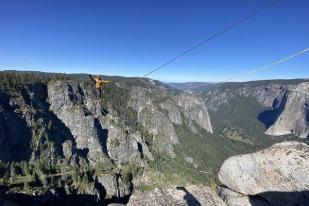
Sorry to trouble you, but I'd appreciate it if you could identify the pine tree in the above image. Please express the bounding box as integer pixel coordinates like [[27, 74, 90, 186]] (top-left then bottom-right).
[[82, 174, 90, 185]]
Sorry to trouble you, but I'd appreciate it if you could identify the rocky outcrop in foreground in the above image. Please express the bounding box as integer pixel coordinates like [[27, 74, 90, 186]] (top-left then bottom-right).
[[218, 141, 309, 206], [127, 185, 226, 206]]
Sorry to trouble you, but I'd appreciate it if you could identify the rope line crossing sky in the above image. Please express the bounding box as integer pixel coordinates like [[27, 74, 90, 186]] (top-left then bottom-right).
[[124, 0, 285, 108], [205, 47, 309, 86], [141, 0, 280, 78]]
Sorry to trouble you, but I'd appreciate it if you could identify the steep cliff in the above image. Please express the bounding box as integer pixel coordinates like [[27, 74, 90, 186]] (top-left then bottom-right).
[[127, 80, 213, 155], [265, 82, 309, 138], [188, 80, 309, 139], [0, 72, 216, 204], [3, 71, 307, 205], [47, 80, 150, 165]]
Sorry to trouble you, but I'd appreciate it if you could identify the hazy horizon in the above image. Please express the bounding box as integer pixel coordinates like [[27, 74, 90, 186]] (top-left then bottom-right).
[[1, 69, 308, 84]]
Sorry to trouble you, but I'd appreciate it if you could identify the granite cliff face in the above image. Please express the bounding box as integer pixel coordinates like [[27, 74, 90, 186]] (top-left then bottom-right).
[[3, 72, 308, 205], [0, 82, 71, 164], [265, 83, 309, 138], [218, 141, 309, 206], [200, 80, 309, 138], [127, 81, 213, 155], [0, 74, 214, 204], [47, 80, 154, 165], [175, 92, 213, 133], [0, 78, 213, 163], [203, 82, 287, 109]]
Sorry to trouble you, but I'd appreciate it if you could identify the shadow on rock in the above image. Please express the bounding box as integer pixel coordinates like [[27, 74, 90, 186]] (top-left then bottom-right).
[[258, 92, 288, 129], [0, 110, 32, 162], [176, 187, 201, 206], [257, 109, 277, 129], [94, 118, 108, 155], [249, 190, 309, 206]]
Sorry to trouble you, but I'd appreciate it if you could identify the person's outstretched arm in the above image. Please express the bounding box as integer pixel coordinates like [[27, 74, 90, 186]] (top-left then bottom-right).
[[102, 80, 111, 83], [89, 74, 95, 82]]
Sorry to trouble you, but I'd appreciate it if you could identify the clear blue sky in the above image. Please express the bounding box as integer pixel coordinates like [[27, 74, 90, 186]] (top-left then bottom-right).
[[0, 0, 308, 82]]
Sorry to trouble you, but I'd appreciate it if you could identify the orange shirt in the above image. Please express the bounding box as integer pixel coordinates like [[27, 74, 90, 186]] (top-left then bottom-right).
[[94, 78, 110, 89], [94, 78, 103, 89]]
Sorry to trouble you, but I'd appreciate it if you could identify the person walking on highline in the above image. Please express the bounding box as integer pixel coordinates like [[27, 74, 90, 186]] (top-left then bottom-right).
[[89, 74, 111, 99]]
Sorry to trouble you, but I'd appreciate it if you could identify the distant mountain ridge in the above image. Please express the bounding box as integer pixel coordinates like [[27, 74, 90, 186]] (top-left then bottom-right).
[[172, 79, 309, 139], [168, 82, 215, 90], [168, 79, 309, 90]]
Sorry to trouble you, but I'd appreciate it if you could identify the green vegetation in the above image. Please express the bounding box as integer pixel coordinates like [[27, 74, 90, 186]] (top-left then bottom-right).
[[209, 95, 298, 148], [0, 156, 125, 195], [1, 71, 307, 196], [137, 94, 308, 191], [150, 124, 251, 186], [222, 127, 254, 144], [133, 116, 260, 191], [0, 71, 71, 93], [100, 80, 155, 149]]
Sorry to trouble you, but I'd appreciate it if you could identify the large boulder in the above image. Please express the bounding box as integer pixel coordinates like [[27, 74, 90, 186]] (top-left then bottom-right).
[[127, 185, 226, 206], [218, 141, 309, 206]]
